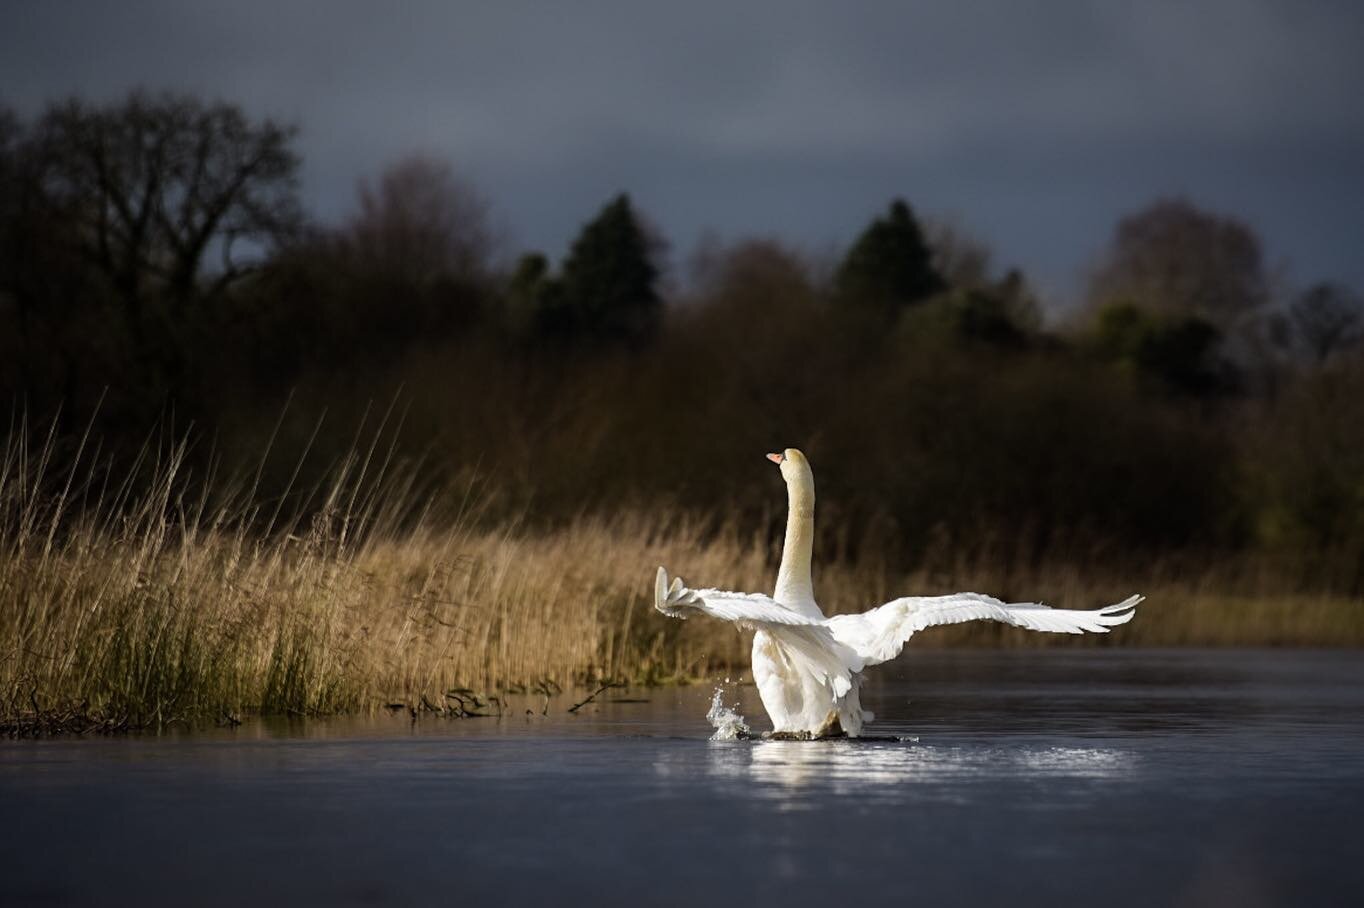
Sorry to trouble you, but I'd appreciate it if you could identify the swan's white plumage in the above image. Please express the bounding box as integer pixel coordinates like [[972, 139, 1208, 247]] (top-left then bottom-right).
[[654, 448, 1142, 738], [827, 592, 1143, 667], [654, 567, 820, 627]]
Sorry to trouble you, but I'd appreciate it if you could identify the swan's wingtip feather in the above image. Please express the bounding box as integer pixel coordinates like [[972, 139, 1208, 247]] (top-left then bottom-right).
[[1096, 594, 1142, 627], [654, 567, 669, 610], [1100, 593, 1143, 613]]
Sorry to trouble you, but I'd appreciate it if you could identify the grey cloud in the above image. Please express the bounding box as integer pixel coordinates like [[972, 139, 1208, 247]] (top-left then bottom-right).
[[4, 0, 1362, 299]]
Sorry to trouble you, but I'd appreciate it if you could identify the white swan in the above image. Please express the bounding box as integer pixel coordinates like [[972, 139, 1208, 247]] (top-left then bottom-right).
[[655, 448, 1141, 738]]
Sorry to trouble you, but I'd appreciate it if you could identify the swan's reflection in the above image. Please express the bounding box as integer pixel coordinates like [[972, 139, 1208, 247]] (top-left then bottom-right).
[[701, 738, 1135, 809]]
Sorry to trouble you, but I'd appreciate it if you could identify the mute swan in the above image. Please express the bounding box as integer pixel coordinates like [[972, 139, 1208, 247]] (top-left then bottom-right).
[[655, 449, 1141, 738]]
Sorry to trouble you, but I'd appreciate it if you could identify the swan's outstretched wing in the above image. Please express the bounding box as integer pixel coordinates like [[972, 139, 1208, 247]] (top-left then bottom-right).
[[654, 567, 821, 627], [827, 592, 1143, 666]]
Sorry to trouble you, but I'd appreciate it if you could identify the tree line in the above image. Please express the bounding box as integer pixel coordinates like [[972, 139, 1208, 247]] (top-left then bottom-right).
[[2, 92, 1361, 592]]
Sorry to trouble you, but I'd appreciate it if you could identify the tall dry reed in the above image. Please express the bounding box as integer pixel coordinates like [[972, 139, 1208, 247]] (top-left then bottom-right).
[[0, 414, 766, 726]]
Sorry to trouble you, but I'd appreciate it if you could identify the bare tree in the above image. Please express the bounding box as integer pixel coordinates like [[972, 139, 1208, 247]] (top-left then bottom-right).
[[0, 106, 17, 186], [0, 106, 21, 295], [701, 238, 814, 305], [346, 155, 491, 286], [30, 91, 301, 332], [925, 218, 1040, 333], [1089, 197, 1268, 328], [925, 217, 992, 290], [1290, 282, 1363, 364]]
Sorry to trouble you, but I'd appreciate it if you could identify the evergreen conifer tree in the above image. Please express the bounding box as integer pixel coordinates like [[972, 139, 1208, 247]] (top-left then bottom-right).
[[550, 193, 660, 342], [836, 198, 944, 312]]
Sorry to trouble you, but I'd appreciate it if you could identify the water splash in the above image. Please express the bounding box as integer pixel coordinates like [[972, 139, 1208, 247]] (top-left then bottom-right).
[[706, 688, 751, 741]]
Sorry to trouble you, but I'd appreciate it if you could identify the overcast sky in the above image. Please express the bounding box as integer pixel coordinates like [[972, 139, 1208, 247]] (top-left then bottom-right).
[[5, 1, 1362, 304]]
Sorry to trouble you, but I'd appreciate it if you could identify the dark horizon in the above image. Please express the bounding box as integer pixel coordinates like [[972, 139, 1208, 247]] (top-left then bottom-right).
[[5, 1, 1362, 307]]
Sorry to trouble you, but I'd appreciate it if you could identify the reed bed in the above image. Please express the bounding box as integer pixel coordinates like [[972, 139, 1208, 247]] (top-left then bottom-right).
[[2, 422, 1360, 731]]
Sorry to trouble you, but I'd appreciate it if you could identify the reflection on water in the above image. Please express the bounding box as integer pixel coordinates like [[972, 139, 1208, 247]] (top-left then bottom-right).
[[701, 738, 1133, 807], [1010, 744, 1131, 776]]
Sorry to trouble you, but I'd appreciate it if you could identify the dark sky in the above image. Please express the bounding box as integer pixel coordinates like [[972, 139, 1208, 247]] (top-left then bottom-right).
[[5, 1, 1363, 304]]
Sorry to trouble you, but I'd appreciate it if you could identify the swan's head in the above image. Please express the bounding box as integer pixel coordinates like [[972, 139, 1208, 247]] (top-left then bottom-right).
[[766, 448, 814, 501]]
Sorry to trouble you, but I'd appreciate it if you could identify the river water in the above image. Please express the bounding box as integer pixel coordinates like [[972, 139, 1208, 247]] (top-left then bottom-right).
[[2, 650, 1361, 906]]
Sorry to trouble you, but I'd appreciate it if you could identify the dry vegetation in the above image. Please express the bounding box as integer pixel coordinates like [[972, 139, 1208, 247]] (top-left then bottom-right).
[[3, 422, 1360, 733]]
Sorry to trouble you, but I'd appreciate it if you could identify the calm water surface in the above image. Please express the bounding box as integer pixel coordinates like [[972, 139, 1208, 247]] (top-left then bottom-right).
[[2, 650, 1361, 906]]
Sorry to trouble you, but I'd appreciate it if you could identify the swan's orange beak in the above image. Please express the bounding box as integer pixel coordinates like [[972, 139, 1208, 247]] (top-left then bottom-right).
[[766, 452, 784, 465]]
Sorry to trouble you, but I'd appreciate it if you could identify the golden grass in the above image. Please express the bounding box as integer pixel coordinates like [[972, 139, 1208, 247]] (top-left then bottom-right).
[[2, 422, 1360, 729]]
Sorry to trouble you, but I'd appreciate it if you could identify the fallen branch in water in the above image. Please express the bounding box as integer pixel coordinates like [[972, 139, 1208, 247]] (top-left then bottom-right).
[[568, 682, 623, 714], [2, 701, 140, 738], [443, 690, 493, 718]]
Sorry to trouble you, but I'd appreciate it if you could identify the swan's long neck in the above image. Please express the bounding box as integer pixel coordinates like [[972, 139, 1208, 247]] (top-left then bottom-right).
[[774, 477, 815, 606]]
